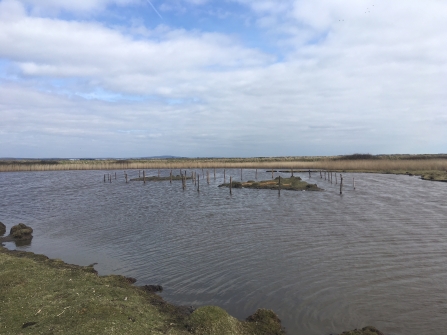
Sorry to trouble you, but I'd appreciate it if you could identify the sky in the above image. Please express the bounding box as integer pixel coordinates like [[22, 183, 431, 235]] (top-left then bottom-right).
[[0, 0, 446, 158]]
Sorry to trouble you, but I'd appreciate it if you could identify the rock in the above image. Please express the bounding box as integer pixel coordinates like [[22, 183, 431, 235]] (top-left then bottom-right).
[[10, 223, 33, 240], [126, 277, 137, 284], [0, 221, 5, 236], [246, 308, 285, 335], [339, 326, 384, 335], [142, 284, 163, 293]]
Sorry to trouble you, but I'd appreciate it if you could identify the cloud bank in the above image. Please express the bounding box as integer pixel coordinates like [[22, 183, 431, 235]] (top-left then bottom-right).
[[0, 0, 446, 157]]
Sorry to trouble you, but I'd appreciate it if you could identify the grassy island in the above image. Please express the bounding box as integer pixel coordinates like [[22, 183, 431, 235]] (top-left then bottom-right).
[[219, 176, 322, 191], [130, 175, 192, 182], [0, 246, 284, 335]]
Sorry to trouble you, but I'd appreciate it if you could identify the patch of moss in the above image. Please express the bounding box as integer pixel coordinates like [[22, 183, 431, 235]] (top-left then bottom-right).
[[186, 306, 243, 335]]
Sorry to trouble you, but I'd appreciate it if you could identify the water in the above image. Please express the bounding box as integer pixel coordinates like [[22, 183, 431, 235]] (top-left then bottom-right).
[[1, 169, 446, 335]]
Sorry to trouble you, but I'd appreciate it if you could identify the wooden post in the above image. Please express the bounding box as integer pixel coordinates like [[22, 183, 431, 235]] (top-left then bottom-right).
[[170, 171, 172, 184], [320, 170, 322, 178], [278, 176, 281, 196], [207, 171, 210, 184], [143, 170, 146, 184], [104, 174, 106, 182], [308, 169, 311, 178], [272, 169, 274, 179], [109, 174, 111, 183], [353, 177, 356, 190], [291, 168, 294, 177], [330, 172, 332, 184], [256, 169, 258, 180], [192, 171, 194, 184], [230, 176, 232, 195], [214, 168, 216, 180], [125, 174, 128, 183], [340, 174, 343, 194], [197, 175, 200, 192], [335, 173, 338, 184], [194, 172, 197, 186], [139, 170, 141, 178], [241, 168, 242, 181]]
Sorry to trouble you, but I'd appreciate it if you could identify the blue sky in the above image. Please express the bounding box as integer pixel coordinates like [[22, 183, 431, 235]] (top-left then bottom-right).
[[0, 0, 446, 158]]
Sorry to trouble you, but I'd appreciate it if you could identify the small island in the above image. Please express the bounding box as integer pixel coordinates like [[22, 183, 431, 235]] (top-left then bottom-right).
[[130, 175, 192, 182], [219, 176, 322, 191]]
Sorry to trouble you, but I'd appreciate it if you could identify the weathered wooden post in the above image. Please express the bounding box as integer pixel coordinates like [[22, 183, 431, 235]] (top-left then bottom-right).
[[335, 173, 338, 184], [241, 168, 243, 181], [194, 172, 197, 186], [125, 174, 128, 183], [170, 171, 172, 184], [325, 171, 327, 180], [330, 172, 333, 184], [272, 169, 274, 179], [139, 170, 141, 178], [230, 176, 232, 195], [353, 177, 356, 190], [214, 168, 216, 180], [104, 174, 106, 182], [320, 170, 322, 178], [207, 170, 210, 184], [278, 176, 281, 196], [291, 168, 294, 177], [340, 174, 343, 194], [197, 175, 200, 192], [256, 169, 258, 180], [143, 170, 146, 184], [192, 171, 194, 184], [308, 169, 311, 178]]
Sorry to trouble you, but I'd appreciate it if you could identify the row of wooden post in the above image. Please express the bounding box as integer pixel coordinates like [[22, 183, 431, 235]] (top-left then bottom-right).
[[105, 168, 355, 195]]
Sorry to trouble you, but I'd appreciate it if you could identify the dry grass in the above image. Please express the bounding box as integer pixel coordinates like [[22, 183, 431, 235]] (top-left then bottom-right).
[[1, 157, 446, 174]]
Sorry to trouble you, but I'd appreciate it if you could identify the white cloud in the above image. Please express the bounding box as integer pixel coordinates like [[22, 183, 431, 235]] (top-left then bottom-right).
[[0, 0, 447, 157]]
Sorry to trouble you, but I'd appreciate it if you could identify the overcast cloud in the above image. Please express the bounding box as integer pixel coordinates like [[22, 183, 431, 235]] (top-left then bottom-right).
[[0, 0, 446, 158]]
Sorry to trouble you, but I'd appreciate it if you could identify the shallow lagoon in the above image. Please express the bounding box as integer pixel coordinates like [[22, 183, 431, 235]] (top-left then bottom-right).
[[1, 169, 446, 335]]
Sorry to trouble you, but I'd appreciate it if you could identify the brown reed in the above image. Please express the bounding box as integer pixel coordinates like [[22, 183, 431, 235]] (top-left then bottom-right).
[[0, 157, 446, 173]]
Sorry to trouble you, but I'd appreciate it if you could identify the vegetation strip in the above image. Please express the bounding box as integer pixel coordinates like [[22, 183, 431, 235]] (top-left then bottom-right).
[[219, 176, 322, 191], [1, 154, 446, 182]]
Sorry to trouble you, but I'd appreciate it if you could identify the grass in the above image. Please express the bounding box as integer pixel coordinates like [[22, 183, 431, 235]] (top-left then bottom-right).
[[0, 246, 284, 335], [219, 176, 322, 191]]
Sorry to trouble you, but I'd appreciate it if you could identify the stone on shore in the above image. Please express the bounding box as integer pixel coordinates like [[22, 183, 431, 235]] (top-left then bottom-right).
[[338, 326, 384, 335], [10, 223, 33, 240], [0, 221, 5, 236]]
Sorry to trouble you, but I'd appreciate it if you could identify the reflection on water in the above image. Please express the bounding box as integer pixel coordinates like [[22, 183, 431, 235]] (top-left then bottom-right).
[[1, 169, 446, 335]]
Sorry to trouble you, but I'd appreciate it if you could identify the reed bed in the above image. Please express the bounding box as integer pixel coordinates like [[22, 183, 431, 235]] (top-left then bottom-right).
[[1, 158, 446, 173]]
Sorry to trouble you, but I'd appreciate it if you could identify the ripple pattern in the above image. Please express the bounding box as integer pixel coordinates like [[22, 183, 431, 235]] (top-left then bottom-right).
[[1, 170, 447, 335]]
